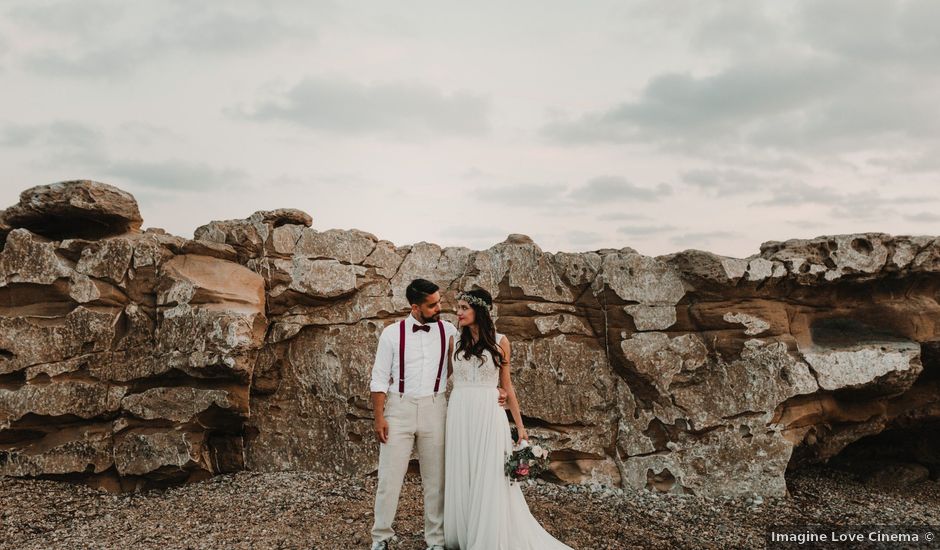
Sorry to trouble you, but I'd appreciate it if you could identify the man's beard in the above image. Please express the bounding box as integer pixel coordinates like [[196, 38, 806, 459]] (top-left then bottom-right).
[[420, 311, 440, 323]]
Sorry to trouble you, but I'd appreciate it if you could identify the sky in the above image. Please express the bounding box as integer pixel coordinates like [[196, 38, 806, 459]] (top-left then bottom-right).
[[1, 0, 939, 258]]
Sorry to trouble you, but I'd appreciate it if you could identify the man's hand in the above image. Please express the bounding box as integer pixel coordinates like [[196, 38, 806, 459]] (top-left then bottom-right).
[[371, 392, 389, 443], [374, 415, 389, 443], [497, 387, 508, 408]]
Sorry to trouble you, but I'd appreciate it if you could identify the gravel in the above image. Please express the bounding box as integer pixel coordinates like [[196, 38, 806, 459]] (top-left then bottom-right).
[[1, 465, 938, 549]]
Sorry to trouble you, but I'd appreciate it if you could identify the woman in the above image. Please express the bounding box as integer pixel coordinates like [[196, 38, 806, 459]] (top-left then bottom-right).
[[442, 288, 573, 549]]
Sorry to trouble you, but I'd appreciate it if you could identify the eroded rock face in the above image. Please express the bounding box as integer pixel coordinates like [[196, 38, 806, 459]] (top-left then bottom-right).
[[0, 183, 265, 491], [2, 181, 940, 497]]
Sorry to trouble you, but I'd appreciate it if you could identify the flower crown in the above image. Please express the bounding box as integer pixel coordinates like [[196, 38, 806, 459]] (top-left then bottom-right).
[[456, 291, 492, 310]]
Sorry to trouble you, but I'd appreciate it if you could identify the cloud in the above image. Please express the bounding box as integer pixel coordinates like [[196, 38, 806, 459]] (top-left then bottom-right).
[[669, 230, 738, 247], [0, 119, 245, 192], [566, 230, 605, 246], [541, 58, 855, 150], [115, 122, 180, 146], [750, 181, 938, 221], [437, 225, 514, 250], [0, 120, 102, 148], [784, 219, 829, 229], [752, 182, 933, 209], [460, 167, 494, 180], [236, 77, 491, 138], [636, 1, 940, 70], [11, 2, 316, 77], [104, 159, 248, 191], [475, 182, 568, 206], [618, 224, 676, 236], [569, 176, 671, 203], [476, 177, 670, 213], [439, 225, 508, 241], [596, 212, 653, 222], [687, 3, 785, 53], [905, 212, 940, 223], [0, 120, 106, 167], [542, 0, 940, 165], [25, 48, 150, 78], [709, 153, 812, 173], [269, 172, 375, 190], [680, 168, 776, 196], [868, 149, 940, 174], [473, 176, 671, 218], [0, 124, 39, 147], [8, 1, 123, 35], [748, 182, 843, 208], [797, 0, 940, 69], [164, 10, 313, 54]]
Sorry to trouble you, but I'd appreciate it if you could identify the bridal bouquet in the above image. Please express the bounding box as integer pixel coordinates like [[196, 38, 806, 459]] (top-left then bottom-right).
[[505, 427, 551, 484]]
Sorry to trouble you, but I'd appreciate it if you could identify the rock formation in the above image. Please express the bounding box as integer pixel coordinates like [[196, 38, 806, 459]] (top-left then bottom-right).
[[0, 181, 266, 491], [1, 180, 938, 496]]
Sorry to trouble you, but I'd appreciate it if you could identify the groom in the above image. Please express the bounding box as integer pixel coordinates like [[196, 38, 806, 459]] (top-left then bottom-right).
[[369, 278, 506, 550]]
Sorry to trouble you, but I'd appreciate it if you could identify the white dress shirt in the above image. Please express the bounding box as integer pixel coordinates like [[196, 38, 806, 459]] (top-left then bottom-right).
[[370, 313, 459, 397]]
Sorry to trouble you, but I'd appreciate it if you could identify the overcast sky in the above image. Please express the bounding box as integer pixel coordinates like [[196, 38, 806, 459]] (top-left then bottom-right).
[[1, 0, 939, 257]]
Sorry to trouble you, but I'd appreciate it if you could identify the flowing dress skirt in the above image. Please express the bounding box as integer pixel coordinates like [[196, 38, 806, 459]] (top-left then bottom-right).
[[443, 383, 573, 550]]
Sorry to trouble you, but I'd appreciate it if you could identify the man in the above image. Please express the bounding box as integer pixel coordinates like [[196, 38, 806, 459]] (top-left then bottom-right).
[[369, 278, 507, 550]]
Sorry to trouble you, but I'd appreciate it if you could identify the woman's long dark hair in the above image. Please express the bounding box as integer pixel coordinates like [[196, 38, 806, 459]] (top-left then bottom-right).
[[456, 288, 504, 368]]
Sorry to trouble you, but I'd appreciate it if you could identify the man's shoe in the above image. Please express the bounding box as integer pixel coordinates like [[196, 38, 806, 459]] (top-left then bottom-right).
[[370, 541, 389, 550]]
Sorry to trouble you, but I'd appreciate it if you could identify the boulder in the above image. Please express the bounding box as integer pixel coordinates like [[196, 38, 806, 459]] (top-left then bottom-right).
[[1, 181, 142, 240]]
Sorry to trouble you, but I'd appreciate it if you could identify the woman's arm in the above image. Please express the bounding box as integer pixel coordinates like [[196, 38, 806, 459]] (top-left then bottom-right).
[[447, 335, 454, 379], [498, 336, 528, 442]]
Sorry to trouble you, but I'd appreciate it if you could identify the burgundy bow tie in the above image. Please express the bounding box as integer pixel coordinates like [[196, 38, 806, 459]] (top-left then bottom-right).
[[412, 323, 431, 333]]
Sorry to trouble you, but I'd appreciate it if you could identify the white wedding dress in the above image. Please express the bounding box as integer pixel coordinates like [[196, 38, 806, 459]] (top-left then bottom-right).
[[443, 332, 573, 550]]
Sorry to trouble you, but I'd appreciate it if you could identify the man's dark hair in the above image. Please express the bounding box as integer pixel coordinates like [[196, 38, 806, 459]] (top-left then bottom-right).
[[406, 278, 439, 305]]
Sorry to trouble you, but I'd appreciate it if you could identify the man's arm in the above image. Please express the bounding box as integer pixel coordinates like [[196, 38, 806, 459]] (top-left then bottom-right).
[[370, 328, 394, 443], [371, 391, 388, 443]]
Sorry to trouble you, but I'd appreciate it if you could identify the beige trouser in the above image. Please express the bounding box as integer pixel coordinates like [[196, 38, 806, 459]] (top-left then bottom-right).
[[372, 392, 447, 546]]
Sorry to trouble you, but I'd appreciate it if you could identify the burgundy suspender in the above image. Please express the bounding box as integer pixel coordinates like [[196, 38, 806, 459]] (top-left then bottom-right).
[[397, 318, 447, 395], [398, 320, 406, 393], [433, 320, 445, 393]]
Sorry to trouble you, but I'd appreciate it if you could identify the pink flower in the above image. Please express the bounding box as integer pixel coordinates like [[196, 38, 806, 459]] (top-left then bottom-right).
[[516, 465, 530, 476]]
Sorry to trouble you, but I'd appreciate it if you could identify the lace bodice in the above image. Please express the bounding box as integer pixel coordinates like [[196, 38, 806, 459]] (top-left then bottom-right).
[[451, 332, 504, 387]]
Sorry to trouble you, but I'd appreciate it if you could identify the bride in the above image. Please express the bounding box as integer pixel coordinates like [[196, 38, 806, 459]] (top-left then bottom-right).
[[442, 288, 573, 549]]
